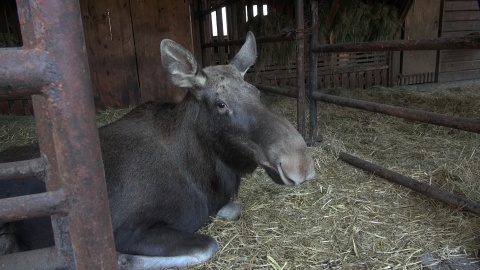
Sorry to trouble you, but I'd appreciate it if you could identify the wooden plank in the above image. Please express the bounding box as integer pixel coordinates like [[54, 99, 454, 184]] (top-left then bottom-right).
[[442, 30, 480, 37], [341, 73, 348, 88], [0, 101, 9, 114], [358, 72, 366, 89], [130, 1, 191, 103], [441, 49, 480, 62], [373, 70, 381, 85], [444, 10, 480, 21], [80, 0, 140, 110], [438, 69, 480, 81], [365, 70, 373, 87], [441, 59, 480, 72], [381, 69, 388, 86], [443, 20, 480, 32], [403, 0, 441, 75], [12, 100, 23, 115], [444, 1, 479, 11], [349, 73, 356, 88]]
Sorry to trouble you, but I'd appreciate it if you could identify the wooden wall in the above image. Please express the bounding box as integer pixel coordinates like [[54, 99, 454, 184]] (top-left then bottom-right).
[[438, 0, 480, 82], [399, 0, 441, 85], [80, 0, 192, 110], [80, 0, 140, 110]]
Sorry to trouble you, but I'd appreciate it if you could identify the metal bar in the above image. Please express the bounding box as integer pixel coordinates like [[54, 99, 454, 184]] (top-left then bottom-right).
[[254, 83, 297, 98], [254, 83, 480, 133], [0, 157, 45, 181], [312, 35, 480, 53], [202, 33, 295, 48], [327, 147, 480, 215], [312, 92, 480, 133], [32, 95, 74, 257], [0, 246, 72, 270], [0, 190, 68, 223], [308, 0, 319, 140], [15, 1, 118, 269], [35, 1, 118, 269], [295, 0, 305, 136], [0, 49, 55, 100]]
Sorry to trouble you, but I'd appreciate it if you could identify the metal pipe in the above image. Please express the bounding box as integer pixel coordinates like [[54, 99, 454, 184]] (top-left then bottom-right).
[[254, 83, 296, 98], [309, 0, 319, 140], [324, 146, 480, 215], [12, 1, 118, 269], [0, 49, 56, 100], [0, 157, 45, 181], [312, 92, 480, 133], [312, 35, 480, 53], [0, 246, 72, 270], [254, 83, 479, 133], [295, 0, 306, 136], [0, 189, 68, 223], [202, 33, 295, 48]]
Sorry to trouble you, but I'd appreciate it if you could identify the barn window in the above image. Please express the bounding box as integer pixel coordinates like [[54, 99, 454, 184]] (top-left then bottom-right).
[[245, 4, 268, 21], [210, 4, 269, 37], [211, 7, 228, 37]]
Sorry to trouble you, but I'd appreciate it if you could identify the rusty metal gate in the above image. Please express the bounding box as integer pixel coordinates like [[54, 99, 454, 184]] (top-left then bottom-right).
[[0, 1, 118, 269]]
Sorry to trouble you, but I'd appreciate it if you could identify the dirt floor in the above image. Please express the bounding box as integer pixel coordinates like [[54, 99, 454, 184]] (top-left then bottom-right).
[[0, 80, 479, 269]]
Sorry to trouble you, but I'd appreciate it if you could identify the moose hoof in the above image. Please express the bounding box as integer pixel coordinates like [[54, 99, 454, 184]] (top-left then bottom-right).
[[216, 202, 241, 221]]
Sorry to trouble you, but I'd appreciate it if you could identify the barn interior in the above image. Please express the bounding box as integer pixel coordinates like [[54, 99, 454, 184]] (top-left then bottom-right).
[[0, 0, 479, 269]]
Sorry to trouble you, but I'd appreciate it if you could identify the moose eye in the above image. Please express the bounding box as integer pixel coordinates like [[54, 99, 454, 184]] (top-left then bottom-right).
[[216, 102, 226, 109]]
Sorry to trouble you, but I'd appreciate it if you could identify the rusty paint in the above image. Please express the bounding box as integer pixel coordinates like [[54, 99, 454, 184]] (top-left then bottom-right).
[[0, 0, 118, 269], [0, 189, 68, 223], [0, 157, 45, 181], [0, 246, 70, 270]]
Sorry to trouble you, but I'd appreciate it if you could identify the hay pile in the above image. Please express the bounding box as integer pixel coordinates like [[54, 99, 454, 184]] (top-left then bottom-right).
[[0, 83, 479, 269], [318, 0, 400, 44]]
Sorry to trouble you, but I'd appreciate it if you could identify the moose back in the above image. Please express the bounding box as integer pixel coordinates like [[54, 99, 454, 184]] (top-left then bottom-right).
[[0, 32, 315, 269]]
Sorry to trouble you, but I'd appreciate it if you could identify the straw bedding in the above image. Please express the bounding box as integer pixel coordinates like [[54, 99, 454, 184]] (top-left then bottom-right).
[[0, 82, 479, 269]]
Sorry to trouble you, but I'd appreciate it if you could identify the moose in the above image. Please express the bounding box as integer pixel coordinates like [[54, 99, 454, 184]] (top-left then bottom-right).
[[0, 32, 315, 269]]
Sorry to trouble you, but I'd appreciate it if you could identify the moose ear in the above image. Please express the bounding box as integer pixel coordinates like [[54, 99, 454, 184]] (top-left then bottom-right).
[[160, 39, 207, 88], [229, 31, 257, 76]]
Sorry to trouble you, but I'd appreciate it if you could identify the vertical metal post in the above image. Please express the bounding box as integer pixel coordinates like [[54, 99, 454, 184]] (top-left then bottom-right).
[[295, 0, 306, 136], [309, 0, 319, 140], [32, 1, 117, 269], [0, 0, 118, 269]]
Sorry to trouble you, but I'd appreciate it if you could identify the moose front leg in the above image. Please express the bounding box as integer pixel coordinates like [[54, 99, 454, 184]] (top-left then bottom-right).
[[116, 225, 218, 270], [216, 202, 241, 221]]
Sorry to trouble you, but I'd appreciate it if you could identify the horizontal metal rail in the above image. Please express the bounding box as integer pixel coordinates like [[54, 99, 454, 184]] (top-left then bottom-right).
[[312, 35, 480, 53], [0, 49, 57, 100], [0, 246, 71, 270], [203, 33, 295, 48], [253, 84, 480, 133], [312, 92, 480, 133], [322, 145, 480, 215], [0, 189, 68, 223], [0, 157, 45, 181]]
